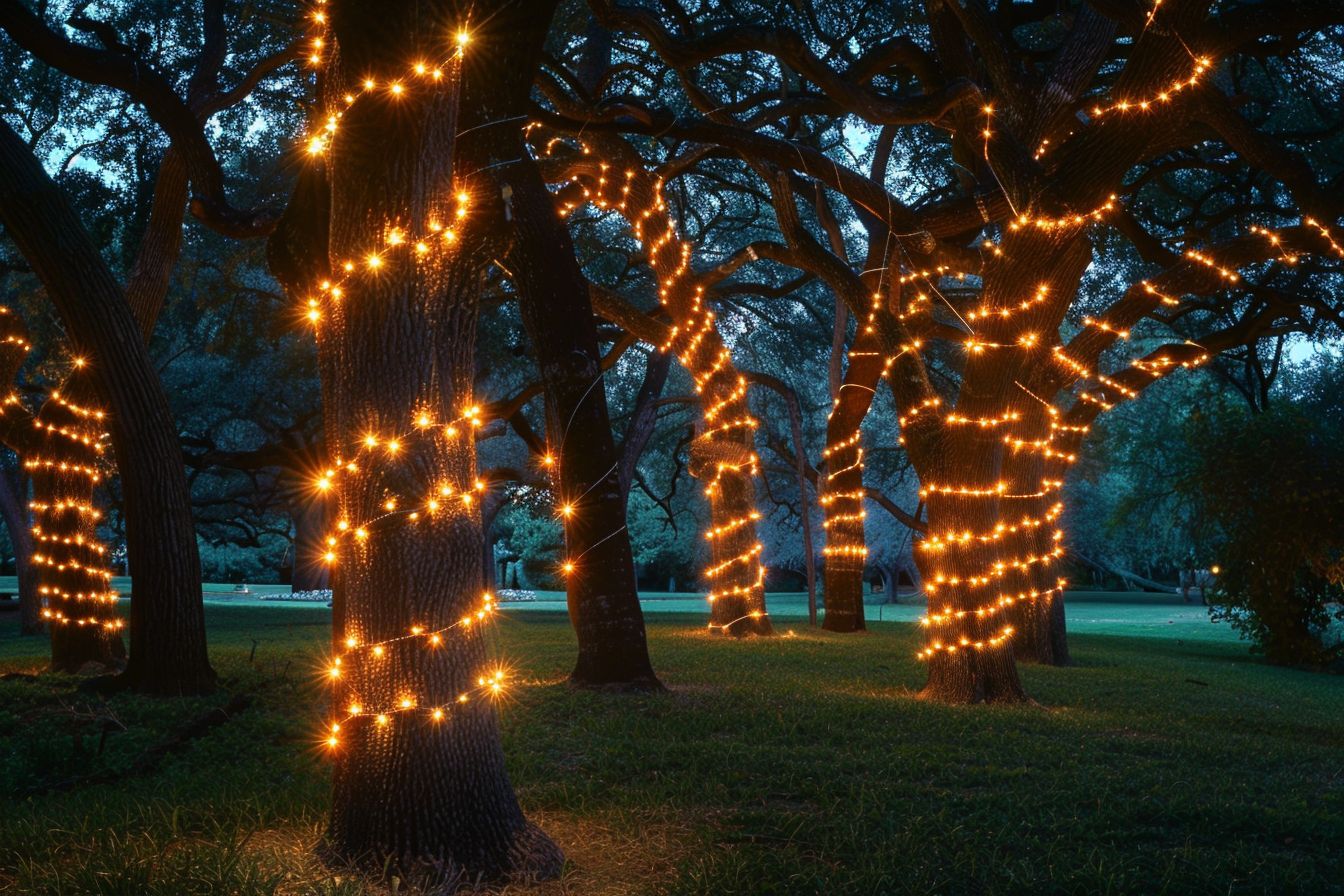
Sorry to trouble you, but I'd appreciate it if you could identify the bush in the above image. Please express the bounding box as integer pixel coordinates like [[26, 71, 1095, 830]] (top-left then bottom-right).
[[1180, 400, 1344, 669]]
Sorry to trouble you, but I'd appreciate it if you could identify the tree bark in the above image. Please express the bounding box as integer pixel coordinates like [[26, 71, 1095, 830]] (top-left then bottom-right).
[[0, 120, 216, 695], [290, 497, 331, 592], [0, 464, 42, 635], [508, 153, 660, 689], [274, 0, 562, 879], [1000, 403, 1070, 666], [913, 236, 1091, 702], [819, 317, 899, 632], [27, 375, 126, 670], [916, 479, 1028, 704]]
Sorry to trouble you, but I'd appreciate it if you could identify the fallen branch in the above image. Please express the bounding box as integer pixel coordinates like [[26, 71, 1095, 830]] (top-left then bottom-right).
[[1072, 551, 1179, 594]]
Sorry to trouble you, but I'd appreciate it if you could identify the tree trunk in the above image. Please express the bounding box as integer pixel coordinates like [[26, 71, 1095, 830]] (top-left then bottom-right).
[[480, 489, 505, 594], [916, 485, 1028, 704], [565, 146, 771, 635], [0, 465, 42, 634], [819, 302, 903, 632], [820, 441, 868, 632], [508, 151, 659, 689], [29, 374, 126, 671], [617, 351, 670, 500], [0, 120, 215, 695], [1001, 403, 1070, 666], [0, 321, 123, 667], [912, 237, 1091, 702], [290, 497, 331, 592], [912, 341, 1032, 703], [780, 379, 818, 626], [285, 0, 561, 880]]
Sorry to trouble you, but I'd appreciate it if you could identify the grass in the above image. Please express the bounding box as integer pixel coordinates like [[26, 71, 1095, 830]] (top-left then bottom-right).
[[0, 600, 1341, 895]]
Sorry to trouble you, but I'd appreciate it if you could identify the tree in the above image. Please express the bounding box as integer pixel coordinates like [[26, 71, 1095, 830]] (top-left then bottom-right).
[[541, 133, 774, 635], [508, 145, 661, 688], [267, 0, 561, 879], [0, 0, 297, 693], [533, 0, 1344, 701], [0, 311, 124, 670]]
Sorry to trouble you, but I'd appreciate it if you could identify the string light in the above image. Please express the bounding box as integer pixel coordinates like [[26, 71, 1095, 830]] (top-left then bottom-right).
[[321, 595, 504, 746], [1006, 195, 1119, 233], [1033, 54, 1214, 159], [540, 138, 771, 634], [0, 309, 120, 641], [1087, 57, 1212, 120]]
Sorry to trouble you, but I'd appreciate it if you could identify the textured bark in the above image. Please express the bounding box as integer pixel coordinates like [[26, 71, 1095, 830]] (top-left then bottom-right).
[[819, 433, 867, 632], [819, 307, 904, 632], [271, 0, 561, 879], [0, 309, 123, 668], [0, 465, 42, 634], [811, 192, 885, 631], [1002, 404, 1070, 666], [124, 148, 189, 336], [916, 477, 1028, 704], [509, 152, 660, 689], [0, 120, 215, 694], [914, 236, 1091, 702]]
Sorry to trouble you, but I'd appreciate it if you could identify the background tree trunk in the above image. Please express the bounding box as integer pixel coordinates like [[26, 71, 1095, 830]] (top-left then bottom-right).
[[818, 302, 905, 632], [289, 498, 331, 592], [0, 312, 123, 667], [29, 374, 125, 671], [564, 146, 771, 635], [509, 154, 660, 689], [0, 120, 214, 694], [0, 464, 42, 634]]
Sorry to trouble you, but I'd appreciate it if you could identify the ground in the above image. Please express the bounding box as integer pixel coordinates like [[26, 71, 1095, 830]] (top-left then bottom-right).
[[0, 594, 1340, 895]]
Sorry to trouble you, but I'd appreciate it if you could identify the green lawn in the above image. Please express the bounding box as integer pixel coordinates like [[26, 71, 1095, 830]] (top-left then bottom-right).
[[1, 602, 1340, 895]]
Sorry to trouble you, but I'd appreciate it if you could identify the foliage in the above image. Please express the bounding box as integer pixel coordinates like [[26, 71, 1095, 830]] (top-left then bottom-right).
[[498, 498, 567, 591], [1064, 373, 1220, 584], [1178, 368, 1344, 669]]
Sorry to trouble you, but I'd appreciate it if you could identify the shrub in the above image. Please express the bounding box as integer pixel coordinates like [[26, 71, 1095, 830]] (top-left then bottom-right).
[[1180, 401, 1344, 669]]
